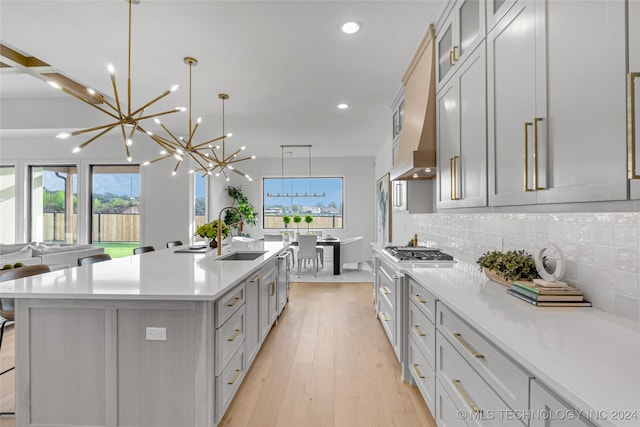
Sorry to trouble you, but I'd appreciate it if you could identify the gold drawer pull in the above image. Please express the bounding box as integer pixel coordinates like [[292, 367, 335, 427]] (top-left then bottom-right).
[[523, 122, 533, 191], [628, 72, 640, 179], [227, 329, 241, 342], [270, 281, 276, 296], [381, 286, 391, 295], [379, 312, 390, 322], [226, 296, 242, 307], [249, 274, 260, 283], [412, 294, 426, 304], [449, 49, 454, 66], [413, 325, 426, 337], [453, 379, 481, 413], [453, 333, 484, 358], [413, 363, 425, 379], [227, 369, 242, 385], [451, 156, 460, 200]]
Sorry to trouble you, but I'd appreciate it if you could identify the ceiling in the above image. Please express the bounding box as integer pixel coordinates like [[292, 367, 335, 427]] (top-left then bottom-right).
[[0, 0, 445, 160]]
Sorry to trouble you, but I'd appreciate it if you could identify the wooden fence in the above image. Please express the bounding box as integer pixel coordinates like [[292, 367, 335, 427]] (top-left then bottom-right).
[[43, 213, 140, 242]]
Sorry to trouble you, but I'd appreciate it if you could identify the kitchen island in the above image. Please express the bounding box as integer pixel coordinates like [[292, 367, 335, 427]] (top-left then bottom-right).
[[0, 241, 289, 427]]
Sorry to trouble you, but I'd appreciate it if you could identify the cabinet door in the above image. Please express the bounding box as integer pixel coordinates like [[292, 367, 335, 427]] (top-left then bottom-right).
[[438, 42, 487, 209], [260, 269, 276, 341], [488, 0, 545, 206], [536, 0, 627, 204], [437, 14, 455, 89], [530, 379, 597, 427], [486, 0, 517, 33], [630, 0, 640, 199], [245, 276, 260, 365]]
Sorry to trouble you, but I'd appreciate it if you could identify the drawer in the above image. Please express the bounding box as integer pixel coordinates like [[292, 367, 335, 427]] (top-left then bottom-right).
[[377, 293, 394, 346], [215, 305, 245, 375], [409, 299, 436, 370], [216, 282, 246, 327], [437, 304, 530, 412], [435, 377, 471, 427], [378, 265, 395, 310], [436, 331, 523, 427], [409, 278, 436, 323], [215, 343, 246, 423], [408, 335, 436, 414]]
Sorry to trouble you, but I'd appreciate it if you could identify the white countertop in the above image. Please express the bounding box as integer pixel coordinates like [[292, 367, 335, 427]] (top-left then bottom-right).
[[373, 244, 640, 427], [0, 241, 288, 301]]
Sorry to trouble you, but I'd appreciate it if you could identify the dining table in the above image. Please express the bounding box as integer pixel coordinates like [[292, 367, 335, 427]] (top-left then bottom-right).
[[289, 237, 341, 275]]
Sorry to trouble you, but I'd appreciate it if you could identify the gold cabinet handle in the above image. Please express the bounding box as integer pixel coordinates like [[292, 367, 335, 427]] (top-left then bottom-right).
[[533, 117, 545, 190], [450, 157, 455, 200], [449, 49, 454, 66], [628, 72, 640, 179], [413, 325, 426, 337], [523, 122, 533, 191], [452, 155, 460, 200], [270, 281, 275, 296], [227, 369, 242, 385], [381, 286, 391, 295], [380, 312, 390, 322], [412, 294, 426, 304], [226, 295, 242, 307], [453, 379, 481, 413], [452, 333, 484, 358], [413, 363, 425, 379], [452, 45, 459, 61], [227, 329, 242, 342], [249, 274, 260, 283]]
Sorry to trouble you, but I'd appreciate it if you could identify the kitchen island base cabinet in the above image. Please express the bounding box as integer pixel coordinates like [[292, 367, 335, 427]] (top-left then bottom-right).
[[245, 274, 260, 365], [16, 299, 211, 427], [530, 379, 598, 427]]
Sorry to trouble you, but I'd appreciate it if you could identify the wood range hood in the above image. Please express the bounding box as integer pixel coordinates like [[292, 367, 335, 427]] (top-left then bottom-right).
[[390, 25, 437, 181]]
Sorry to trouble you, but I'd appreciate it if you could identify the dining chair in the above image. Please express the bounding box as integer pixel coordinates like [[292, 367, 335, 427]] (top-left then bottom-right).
[[296, 234, 318, 275], [133, 246, 155, 255], [339, 236, 365, 272], [166, 240, 183, 248], [0, 264, 52, 415], [78, 253, 113, 266]]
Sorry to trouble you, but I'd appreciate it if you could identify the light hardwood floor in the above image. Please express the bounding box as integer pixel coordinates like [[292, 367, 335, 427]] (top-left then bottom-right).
[[0, 282, 436, 427]]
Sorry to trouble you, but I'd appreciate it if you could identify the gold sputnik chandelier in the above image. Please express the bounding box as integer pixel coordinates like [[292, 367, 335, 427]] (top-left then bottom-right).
[[144, 57, 255, 180], [51, 0, 182, 161]]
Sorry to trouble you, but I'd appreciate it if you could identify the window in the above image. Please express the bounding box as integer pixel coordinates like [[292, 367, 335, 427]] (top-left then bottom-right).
[[90, 165, 140, 258], [0, 166, 16, 243], [194, 173, 207, 237], [263, 177, 343, 229], [30, 165, 78, 243]]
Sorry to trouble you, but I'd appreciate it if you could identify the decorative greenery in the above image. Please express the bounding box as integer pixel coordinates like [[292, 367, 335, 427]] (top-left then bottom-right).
[[293, 214, 302, 232], [224, 185, 258, 235], [2, 262, 25, 270], [304, 214, 313, 231], [195, 219, 229, 240], [476, 250, 540, 283], [282, 215, 291, 228]]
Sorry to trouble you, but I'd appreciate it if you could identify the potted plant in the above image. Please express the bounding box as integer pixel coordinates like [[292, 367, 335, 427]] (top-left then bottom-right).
[[293, 214, 302, 235], [304, 214, 313, 232], [224, 185, 258, 237], [194, 220, 229, 248], [476, 249, 540, 286]]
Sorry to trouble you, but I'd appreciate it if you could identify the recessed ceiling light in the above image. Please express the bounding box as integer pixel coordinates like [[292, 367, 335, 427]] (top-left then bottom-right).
[[341, 21, 360, 34], [337, 103, 350, 110]]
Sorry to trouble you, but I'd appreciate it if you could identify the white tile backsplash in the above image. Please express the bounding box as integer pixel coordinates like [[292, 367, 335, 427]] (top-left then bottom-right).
[[411, 212, 640, 321]]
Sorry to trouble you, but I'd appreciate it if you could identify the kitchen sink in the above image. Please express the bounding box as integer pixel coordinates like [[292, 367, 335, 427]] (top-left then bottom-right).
[[217, 251, 267, 261]]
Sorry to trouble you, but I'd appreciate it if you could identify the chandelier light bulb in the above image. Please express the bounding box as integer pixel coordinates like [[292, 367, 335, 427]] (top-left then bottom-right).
[[48, 81, 62, 90], [215, 145, 220, 150], [240, 146, 246, 150], [57, 132, 71, 139], [188, 170, 195, 174], [87, 88, 96, 95], [160, 150, 167, 155], [170, 84, 179, 92], [174, 154, 183, 161], [177, 107, 187, 112], [146, 131, 153, 135], [72, 147, 81, 153], [154, 118, 162, 124], [208, 163, 214, 167], [226, 177, 230, 182], [107, 63, 115, 75], [197, 117, 202, 124], [215, 173, 220, 177], [171, 171, 177, 176], [208, 171, 213, 175], [176, 149, 184, 155], [126, 138, 133, 146], [228, 165, 235, 170], [143, 161, 150, 166], [226, 133, 233, 137], [251, 155, 257, 159], [127, 156, 132, 162]]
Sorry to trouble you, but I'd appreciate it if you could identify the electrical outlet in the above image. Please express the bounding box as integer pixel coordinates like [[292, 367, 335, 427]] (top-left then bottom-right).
[[145, 327, 166, 341]]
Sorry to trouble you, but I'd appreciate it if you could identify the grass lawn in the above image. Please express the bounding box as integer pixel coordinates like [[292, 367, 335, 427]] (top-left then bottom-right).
[[93, 242, 139, 259]]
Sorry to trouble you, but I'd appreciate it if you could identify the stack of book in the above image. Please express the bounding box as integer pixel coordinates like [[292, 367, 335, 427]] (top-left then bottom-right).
[[507, 280, 592, 307]]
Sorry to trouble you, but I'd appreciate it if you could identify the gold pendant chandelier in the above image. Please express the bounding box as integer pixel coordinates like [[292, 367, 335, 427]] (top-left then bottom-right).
[[266, 145, 326, 198], [51, 0, 182, 162], [144, 57, 255, 180]]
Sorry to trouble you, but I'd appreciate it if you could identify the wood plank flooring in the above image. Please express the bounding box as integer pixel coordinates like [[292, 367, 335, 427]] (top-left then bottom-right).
[[219, 282, 435, 427], [0, 282, 435, 427]]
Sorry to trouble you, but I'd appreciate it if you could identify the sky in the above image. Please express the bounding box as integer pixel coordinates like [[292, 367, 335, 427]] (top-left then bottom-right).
[[264, 178, 342, 207], [43, 171, 141, 197]]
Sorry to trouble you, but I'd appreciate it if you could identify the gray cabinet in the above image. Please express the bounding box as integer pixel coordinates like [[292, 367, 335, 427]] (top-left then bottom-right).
[[375, 258, 406, 366], [488, 0, 628, 206], [630, 0, 640, 200], [530, 379, 597, 427], [260, 262, 277, 341], [437, 41, 487, 208], [245, 273, 260, 365]]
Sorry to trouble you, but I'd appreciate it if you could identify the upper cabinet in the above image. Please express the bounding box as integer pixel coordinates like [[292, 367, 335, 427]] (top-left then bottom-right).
[[488, 0, 628, 206], [630, 0, 640, 200], [437, 42, 487, 208], [436, 0, 486, 92]]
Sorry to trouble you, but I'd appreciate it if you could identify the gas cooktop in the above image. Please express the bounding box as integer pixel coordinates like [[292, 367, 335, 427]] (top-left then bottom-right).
[[384, 246, 456, 264]]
